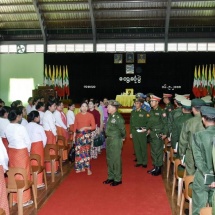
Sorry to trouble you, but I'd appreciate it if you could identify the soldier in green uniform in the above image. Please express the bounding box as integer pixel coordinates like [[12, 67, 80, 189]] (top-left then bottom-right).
[[147, 95, 168, 176], [168, 95, 186, 139], [103, 100, 126, 186], [130, 98, 150, 168], [192, 106, 215, 215], [179, 99, 206, 176], [171, 99, 193, 153], [163, 93, 174, 117], [211, 137, 215, 215]]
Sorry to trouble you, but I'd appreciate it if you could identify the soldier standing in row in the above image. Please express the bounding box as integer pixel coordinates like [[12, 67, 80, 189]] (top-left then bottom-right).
[[130, 98, 150, 168], [103, 100, 126, 187], [147, 95, 168, 176], [179, 99, 206, 176], [192, 106, 215, 215]]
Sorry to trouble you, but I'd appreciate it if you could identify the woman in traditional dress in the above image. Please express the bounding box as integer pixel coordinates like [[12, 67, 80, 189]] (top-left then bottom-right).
[[43, 100, 58, 172], [0, 138, 9, 215], [26, 111, 47, 188], [18, 105, 28, 127], [5, 107, 33, 207], [0, 106, 11, 152], [36, 102, 45, 125], [73, 102, 96, 175], [53, 100, 68, 161], [66, 103, 75, 141]]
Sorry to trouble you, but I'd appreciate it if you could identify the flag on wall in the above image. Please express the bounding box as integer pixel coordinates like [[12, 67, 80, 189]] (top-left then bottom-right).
[[192, 66, 199, 98], [212, 64, 215, 97], [51, 65, 55, 87], [48, 65, 52, 86], [207, 64, 212, 95], [65, 65, 70, 96], [44, 64, 49, 86], [201, 64, 208, 97]]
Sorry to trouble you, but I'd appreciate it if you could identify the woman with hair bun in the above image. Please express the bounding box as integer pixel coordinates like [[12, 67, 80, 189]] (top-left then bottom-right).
[[5, 107, 33, 207], [0, 106, 11, 152], [67, 103, 76, 141], [43, 100, 58, 173], [26, 111, 47, 188]]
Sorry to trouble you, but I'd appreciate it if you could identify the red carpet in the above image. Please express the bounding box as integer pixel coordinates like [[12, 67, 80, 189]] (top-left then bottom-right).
[[39, 125, 172, 215]]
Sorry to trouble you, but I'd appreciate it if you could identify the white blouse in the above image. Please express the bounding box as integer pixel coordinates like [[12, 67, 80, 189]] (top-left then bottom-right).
[[26, 122, 47, 147], [26, 104, 35, 115], [21, 118, 28, 127], [43, 110, 57, 136], [66, 110, 75, 127], [38, 111, 44, 125], [5, 123, 31, 152], [0, 118, 10, 138], [53, 110, 67, 129], [0, 138, 9, 172]]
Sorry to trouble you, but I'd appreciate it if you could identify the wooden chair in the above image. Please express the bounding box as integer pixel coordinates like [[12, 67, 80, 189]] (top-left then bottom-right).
[[180, 175, 194, 215], [44, 144, 63, 183], [30, 154, 48, 198], [163, 138, 171, 164], [56, 135, 69, 161], [6, 167, 37, 215], [200, 207, 212, 215], [167, 147, 176, 179], [172, 159, 185, 206], [0, 208, 5, 215]]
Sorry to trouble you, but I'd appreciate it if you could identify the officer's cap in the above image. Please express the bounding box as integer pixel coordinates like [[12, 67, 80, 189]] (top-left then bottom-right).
[[181, 99, 191, 109], [135, 93, 147, 99], [163, 93, 172, 98], [175, 95, 187, 103], [200, 106, 215, 117], [191, 99, 206, 107], [108, 100, 121, 107], [150, 95, 161, 102], [146, 93, 153, 97], [134, 98, 144, 103], [201, 95, 212, 104]]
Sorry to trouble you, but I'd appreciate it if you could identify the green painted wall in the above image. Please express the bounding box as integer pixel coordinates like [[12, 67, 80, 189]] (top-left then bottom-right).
[[0, 53, 44, 106]]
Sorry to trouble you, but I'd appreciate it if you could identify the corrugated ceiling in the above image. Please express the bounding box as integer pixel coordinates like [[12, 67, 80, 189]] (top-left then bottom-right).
[[0, 0, 215, 42]]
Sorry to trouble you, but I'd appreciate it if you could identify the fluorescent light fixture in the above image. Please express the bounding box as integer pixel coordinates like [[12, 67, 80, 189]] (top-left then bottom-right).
[[187, 43, 197, 51], [198, 43, 207, 51], [84, 44, 93, 52], [135, 44, 145, 52], [66, 44, 75, 52], [208, 43, 215, 51], [56, 44, 65, 52], [168, 43, 177, 51], [116, 44, 125, 52], [75, 44, 84, 52], [155, 43, 164, 52], [47, 45, 56, 52], [96, 44, 106, 52], [126, 44, 135, 52], [145, 43, 154, 52], [106, 44, 115, 52], [178, 43, 187, 51]]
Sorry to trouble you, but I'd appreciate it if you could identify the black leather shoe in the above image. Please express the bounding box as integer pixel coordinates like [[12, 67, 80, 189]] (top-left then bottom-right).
[[142, 165, 147, 168], [152, 167, 161, 176], [135, 164, 143, 167], [133, 159, 137, 162], [110, 181, 122, 186], [147, 166, 156, 174], [103, 179, 114, 184]]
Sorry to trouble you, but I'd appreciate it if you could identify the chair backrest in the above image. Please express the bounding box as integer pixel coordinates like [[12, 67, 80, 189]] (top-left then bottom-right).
[[174, 159, 182, 179], [30, 154, 41, 168], [184, 175, 194, 200], [44, 144, 58, 160], [170, 147, 174, 162], [7, 167, 28, 190], [164, 139, 169, 153], [57, 135, 66, 147]]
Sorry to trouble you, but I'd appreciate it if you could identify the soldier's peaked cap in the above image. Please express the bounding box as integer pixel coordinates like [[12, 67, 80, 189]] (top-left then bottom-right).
[[150, 95, 161, 102], [191, 99, 206, 107], [108, 100, 121, 107], [200, 106, 215, 117]]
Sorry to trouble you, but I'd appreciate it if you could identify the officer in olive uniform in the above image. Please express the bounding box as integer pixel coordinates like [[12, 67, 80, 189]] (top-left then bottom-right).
[[147, 95, 168, 176], [130, 98, 150, 167], [163, 93, 174, 117], [192, 106, 215, 215], [168, 95, 186, 138], [212, 138, 215, 215], [103, 100, 126, 187], [179, 99, 206, 176], [171, 99, 193, 152]]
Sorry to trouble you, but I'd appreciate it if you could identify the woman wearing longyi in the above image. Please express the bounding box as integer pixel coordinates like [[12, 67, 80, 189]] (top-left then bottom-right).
[[73, 102, 96, 175], [5, 107, 33, 207], [26, 110, 47, 188]]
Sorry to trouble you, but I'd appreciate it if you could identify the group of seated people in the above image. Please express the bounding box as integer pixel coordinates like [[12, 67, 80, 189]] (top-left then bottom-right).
[[0, 96, 109, 215]]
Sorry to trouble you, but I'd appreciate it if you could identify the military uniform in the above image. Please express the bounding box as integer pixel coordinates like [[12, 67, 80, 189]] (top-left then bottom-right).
[[130, 108, 150, 166], [192, 106, 215, 215], [212, 139, 215, 215], [105, 106, 126, 183], [171, 100, 193, 150], [147, 95, 168, 174], [179, 99, 206, 176]]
